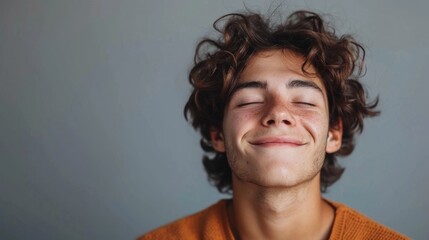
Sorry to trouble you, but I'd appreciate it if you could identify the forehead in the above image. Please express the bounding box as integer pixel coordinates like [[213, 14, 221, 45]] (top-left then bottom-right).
[[239, 49, 323, 88]]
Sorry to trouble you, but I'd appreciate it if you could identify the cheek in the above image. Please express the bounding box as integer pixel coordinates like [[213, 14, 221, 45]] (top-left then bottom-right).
[[223, 109, 260, 140], [295, 109, 329, 139]]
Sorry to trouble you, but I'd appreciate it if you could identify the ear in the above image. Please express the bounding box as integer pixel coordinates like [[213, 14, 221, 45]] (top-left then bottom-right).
[[326, 120, 343, 153], [210, 128, 226, 152]]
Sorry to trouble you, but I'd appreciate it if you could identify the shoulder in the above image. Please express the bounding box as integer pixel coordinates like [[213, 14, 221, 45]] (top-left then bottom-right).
[[328, 200, 409, 240], [138, 199, 234, 240]]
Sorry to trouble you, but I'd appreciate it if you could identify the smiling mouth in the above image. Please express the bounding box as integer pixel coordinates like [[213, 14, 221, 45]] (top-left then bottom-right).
[[249, 136, 306, 147]]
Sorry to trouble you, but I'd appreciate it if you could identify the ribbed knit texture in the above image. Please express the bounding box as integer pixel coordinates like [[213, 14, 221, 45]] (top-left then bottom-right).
[[139, 200, 234, 240], [327, 200, 409, 240], [139, 199, 409, 240]]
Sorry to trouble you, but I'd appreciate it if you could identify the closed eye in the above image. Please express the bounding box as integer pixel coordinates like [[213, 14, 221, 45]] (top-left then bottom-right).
[[237, 102, 263, 107], [294, 102, 316, 107]]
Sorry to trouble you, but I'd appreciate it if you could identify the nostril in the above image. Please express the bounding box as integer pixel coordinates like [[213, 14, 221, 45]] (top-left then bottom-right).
[[267, 119, 275, 125], [282, 119, 291, 125]]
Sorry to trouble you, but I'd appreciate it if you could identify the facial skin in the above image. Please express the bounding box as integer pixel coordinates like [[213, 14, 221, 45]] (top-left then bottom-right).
[[211, 49, 342, 189]]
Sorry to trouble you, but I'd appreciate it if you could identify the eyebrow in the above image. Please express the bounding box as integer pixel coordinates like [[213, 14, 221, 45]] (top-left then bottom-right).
[[232, 79, 323, 95], [287, 79, 323, 94], [233, 81, 267, 93]]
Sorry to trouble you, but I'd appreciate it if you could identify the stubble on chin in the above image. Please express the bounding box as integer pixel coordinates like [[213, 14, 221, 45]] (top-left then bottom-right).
[[224, 138, 251, 182], [224, 134, 329, 189], [312, 138, 328, 175]]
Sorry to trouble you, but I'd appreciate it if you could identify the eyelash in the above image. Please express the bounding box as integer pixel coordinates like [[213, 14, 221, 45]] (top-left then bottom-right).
[[237, 102, 263, 107], [236, 101, 316, 107], [295, 102, 316, 107]]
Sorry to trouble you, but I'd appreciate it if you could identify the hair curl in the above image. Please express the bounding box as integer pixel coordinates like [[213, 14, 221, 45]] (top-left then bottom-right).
[[184, 10, 379, 194]]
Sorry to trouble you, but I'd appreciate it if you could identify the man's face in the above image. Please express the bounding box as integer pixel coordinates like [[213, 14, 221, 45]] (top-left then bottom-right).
[[211, 49, 342, 188]]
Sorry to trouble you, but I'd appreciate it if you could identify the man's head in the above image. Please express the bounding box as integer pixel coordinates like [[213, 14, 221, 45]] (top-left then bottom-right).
[[184, 10, 379, 193]]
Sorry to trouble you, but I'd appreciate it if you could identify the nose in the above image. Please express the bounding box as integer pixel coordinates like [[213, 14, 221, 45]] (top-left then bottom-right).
[[262, 98, 296, 127]]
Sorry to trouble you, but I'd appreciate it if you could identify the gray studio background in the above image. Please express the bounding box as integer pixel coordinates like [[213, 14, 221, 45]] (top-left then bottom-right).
[[1, 0, 428, 239]]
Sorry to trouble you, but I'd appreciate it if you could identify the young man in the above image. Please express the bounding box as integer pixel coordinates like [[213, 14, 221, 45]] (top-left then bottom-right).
[[140, 10, 408, 239]]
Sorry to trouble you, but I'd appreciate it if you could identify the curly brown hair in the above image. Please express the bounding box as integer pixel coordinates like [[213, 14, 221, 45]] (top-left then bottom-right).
[[184, 10, 379, 194]]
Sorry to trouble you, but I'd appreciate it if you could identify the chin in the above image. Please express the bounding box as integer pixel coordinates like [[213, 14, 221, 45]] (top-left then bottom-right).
[[248, 178, 302, 189], [247, 164, 320, 189], [249, 167, 301, 187]]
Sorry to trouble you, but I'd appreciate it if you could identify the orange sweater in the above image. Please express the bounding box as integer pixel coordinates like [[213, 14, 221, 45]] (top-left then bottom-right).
[[139, 199, 409, 240]]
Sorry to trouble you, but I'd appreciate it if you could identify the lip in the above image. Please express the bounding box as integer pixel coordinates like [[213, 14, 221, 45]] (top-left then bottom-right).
[[249, 136, 306, 147]]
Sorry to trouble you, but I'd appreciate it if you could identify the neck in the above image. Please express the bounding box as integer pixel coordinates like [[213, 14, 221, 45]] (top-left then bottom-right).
[[228, 174, 334, 240]]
